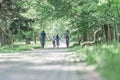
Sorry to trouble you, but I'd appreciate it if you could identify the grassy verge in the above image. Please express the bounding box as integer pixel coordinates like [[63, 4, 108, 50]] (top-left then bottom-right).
[[70, 42, 120, 80], [0, 43, 41, 53]]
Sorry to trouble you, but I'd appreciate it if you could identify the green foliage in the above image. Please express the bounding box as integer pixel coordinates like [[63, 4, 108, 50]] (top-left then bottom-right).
[[99, 54, 120, 80], [0, 43, 41, 53], [35, 0, 54, 25], [47, 0, 71, 18], [10, 16, 33, 33], [71, 42, 120, 80], [0, 0, 36, 44], [1, 0, 120, 45]]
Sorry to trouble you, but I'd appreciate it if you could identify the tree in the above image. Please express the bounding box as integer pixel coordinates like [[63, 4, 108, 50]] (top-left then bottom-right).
[[0, 0, 35, 45]]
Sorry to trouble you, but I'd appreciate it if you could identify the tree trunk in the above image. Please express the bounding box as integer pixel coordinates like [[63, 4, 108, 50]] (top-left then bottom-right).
[[83, 32, 88, 41], [25, 38, 31, 44], [113, 22, 119, 42], [103, 24, 109, 42], [78, 35, 81, 45], [0, 32, 6, 46], [103, 24, 113, 42], [0, 27, 12, 46], [108, 27, 113, 42]]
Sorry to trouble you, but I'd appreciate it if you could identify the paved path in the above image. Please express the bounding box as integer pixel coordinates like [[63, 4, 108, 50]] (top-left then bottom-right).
[[0, 46, 103, 80]]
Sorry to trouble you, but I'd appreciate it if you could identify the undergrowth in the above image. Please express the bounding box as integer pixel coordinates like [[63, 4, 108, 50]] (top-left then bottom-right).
[[70, 42, 120, 80], [0, 44, 41, 53]]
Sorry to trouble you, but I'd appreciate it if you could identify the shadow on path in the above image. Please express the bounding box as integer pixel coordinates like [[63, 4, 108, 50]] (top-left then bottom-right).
[[22, 47, 70, 54], [0, 46, 104, 80]]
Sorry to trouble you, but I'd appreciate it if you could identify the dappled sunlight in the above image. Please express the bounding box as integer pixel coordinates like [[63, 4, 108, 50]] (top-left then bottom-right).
[[0, 47, 103, 80]]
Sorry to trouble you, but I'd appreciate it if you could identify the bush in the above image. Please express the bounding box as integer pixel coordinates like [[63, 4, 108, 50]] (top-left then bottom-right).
[[71, 42, 120, 80], [0, 43, 41, 53]]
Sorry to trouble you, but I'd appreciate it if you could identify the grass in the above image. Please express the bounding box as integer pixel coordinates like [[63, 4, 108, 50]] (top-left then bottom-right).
[[70, 42, 120, 80], [0, 42, 41, 53]]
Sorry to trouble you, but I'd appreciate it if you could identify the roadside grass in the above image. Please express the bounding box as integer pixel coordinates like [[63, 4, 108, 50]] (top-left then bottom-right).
[[0, 42, 41, 53], [70, 42, 120, 80]]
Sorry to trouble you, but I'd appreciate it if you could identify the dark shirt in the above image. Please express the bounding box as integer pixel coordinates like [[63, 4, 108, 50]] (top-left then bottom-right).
[[41, 32, 46, 39], [56, 35, 59, 40]]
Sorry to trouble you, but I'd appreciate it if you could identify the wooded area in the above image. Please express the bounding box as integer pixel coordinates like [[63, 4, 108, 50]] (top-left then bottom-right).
[[0, 0, 120, 46]]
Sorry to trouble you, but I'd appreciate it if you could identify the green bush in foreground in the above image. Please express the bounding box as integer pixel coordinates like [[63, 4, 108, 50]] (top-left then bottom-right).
[[71, 42, 120, 80], [99, 54, 120, 80]]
